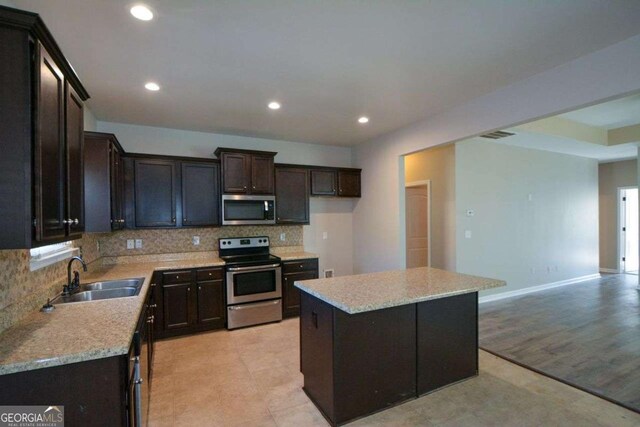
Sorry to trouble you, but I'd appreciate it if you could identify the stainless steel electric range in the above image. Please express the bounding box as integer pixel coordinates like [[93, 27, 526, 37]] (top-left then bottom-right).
[[218, 236, 282, 329]]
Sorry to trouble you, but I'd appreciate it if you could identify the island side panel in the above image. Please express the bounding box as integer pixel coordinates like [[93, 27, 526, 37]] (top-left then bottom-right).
[[300, 291, 336, 422], [333, 304, 417, 425], [417, 292, 478, 395]]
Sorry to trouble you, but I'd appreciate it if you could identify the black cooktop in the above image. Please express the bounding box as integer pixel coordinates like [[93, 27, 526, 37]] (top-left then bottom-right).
[[221, 253, 281, 268]]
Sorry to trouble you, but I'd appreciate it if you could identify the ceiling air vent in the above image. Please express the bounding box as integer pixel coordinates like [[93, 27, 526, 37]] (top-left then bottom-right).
[[480, 130, 515, 140]]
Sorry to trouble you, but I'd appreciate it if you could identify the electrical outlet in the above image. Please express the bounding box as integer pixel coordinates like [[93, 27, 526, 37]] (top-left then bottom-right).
[[135, 239, 143, 249], [466, 209, 475, 217], [126, 239, 134, 250], [192, 236, 200, 246], [464, 230, 472, 239], [322, 231, 328, 240], [324, 269, 335, 278], [280, 233, 286, 241]]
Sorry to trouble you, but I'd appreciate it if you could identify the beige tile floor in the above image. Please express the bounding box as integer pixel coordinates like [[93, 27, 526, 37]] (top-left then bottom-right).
[[149, 318, 640, 426]]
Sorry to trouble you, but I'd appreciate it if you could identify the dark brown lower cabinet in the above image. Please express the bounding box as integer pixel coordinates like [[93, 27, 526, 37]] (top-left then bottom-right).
[[300, 291, 479, 426], [0, 286, 157, 427], [282, 258, 319, 317], [157, 267, 225, 338]]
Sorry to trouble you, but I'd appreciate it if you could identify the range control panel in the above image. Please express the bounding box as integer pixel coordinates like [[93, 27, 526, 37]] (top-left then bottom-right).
[[218, 236, 270, 250]]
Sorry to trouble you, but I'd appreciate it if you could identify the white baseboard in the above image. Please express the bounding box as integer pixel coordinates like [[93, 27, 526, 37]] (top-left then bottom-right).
[[599, 268, 619, 274], [479, 273, 601, 304]]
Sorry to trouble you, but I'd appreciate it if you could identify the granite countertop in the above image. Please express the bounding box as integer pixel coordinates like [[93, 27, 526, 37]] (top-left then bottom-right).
[[0, 256, 224, 376], [275, 251, 319, 261], [294, 267, 505, 314]]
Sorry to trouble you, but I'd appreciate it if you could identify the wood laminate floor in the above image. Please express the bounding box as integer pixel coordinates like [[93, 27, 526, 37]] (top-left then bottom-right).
[[149, 317, 640, 426], [480, 273, 640, 413]]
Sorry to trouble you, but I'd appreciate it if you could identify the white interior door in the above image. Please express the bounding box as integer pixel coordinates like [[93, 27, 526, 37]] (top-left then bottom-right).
[[405, 183, 431, 268], [620, 187, 639, 273]]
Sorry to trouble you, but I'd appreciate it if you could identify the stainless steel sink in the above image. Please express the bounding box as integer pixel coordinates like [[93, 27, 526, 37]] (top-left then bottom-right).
[[53, 277, 144, 304], [82, 279, 143, 291]]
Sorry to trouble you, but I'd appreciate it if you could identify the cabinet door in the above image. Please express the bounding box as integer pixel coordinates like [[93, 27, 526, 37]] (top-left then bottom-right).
[[275, 168, 309, 224], [134, 159, 178, 227], [338, 170, 361, 197], [196, 280, 225, 326], [310, 170, 336, 196], [181, 162, 220, 226], [110, 145, 124, 229], [162, 283, 194, 330], [283, 270, 318, 317], [34, 44, 66, 243], [65, 83, 84, 238], [251, 154, 275, 194], [221, 152, 250, 193]]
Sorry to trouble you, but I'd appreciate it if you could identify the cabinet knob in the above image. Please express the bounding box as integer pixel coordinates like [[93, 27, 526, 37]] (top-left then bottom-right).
[[252, 185, 256, 189], [243, 186, 247, 190], [187, 287, 191, 292], [176, 275, 180, 279], [150, 283, 156, 287], [209, 273, 212, 276], [73, 218, 79, 225], [172, 218, 176, 222], [62, 219, 69, 225], [199, 286, 202, 290]]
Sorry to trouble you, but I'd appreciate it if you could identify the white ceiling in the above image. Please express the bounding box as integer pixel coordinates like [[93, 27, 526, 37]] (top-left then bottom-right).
[[559, 94, 640, 129], [11, 0, 640, 146], [482, 131, 638, 163]]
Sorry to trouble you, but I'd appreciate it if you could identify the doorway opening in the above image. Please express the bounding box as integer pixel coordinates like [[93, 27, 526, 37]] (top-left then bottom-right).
[[619, 187, 639, 274], [405, 181, 431, 268]]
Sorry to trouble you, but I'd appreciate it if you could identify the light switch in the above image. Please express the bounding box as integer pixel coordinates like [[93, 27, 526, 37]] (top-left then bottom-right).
[[126, 239, 134, 250], [135, 239, 143, 249], [280, 233, 286, 241], [322, 231, 328, 240], [464, 230, 472, 239], [192, 236, 200, 245]]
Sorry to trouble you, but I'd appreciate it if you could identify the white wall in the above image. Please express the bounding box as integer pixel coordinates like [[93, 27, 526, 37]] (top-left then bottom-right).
[[0, 0, 15, 6], [97, 121, 352, 167], [303, 198, 355, 277], [352, 34, 640, 276], [96, 121, 356, 275], [455, 140, 599, 296], [84, 106, 97, 131]]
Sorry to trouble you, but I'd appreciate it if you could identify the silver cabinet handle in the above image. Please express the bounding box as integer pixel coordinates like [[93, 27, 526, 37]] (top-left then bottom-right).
[[150, 304, 157, 308], [62, 219, 69, 224], [73, 218, 79, 225]]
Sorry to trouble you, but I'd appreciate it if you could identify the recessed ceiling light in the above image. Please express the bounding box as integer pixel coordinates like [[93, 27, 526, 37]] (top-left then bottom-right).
[[130, 5, 154, 21], [268, 101, 281, 110], [358, 116, 369, 124], [144, 82, 160, 91]]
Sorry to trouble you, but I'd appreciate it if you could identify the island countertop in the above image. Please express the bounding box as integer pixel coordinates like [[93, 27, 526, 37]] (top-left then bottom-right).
[[294, 267, 505, 314]]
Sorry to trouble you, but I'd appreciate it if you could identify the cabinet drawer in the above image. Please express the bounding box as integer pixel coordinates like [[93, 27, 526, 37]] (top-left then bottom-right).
[[197, 267, 223, 282], [283, 258, 319, 274], [162, 270, 194, 284]]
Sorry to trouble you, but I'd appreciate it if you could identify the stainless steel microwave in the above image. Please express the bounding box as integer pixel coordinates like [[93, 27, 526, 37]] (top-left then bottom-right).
[[222, 195, 276, 225]]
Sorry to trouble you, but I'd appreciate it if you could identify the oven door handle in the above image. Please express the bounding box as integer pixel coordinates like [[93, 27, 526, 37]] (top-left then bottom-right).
[[228, 300, 281, 310], [227, 263, 281, 273]]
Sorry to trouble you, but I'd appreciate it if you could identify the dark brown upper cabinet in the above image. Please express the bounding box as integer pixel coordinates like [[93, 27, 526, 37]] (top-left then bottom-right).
[[309, 168, 361, 198], [123, 154, 221, 229], [84, 132, 125, 232], [0, 7, 90, 249], [181, 162, 220, 227], [215, 148, 276, 195], [275, 167, 309, 224], [133, 159, 179, 228], [338, 170, 361, 197], [310, 169, 337, 196]]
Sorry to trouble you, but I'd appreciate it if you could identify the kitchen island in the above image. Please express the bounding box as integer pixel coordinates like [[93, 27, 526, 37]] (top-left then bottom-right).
[[295, 267, 505, 426]]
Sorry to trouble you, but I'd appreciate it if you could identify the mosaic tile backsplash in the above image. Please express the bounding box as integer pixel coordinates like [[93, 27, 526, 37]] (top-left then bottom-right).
[[98, 225, 303, 257], [0, 233, 103, 333], [0, 225, 303, 333]]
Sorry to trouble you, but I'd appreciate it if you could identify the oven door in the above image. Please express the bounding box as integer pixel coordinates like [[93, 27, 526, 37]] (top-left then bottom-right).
[[226, 264, 282, 304], [222, 195, 275, 225]]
